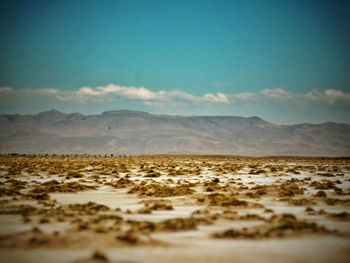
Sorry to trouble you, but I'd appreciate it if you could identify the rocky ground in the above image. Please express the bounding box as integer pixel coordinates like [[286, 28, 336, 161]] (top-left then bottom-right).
[[0, 155, 349, 263]]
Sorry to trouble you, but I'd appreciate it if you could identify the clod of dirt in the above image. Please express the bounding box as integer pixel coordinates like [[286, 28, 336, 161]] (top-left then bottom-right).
[[129, 183, 194, 197], [310, 180, 341, 191], [67, 202, 110, 215], [72, 251, 109, 263], [156, 217, 197, 231], [116, 229, 140, 244], [213, 213, 332, 239], [314, 190, 327, 197], [30, 180, 96, 194], [327, 211, 349, 220], [278, 181, 304, 197], [138, 199, 173, 214], [108, 178, 133, 188], [198, 193, 262, 208]]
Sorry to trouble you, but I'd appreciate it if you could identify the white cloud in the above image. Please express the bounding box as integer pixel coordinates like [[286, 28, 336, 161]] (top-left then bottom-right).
[[229, 88, 292, 102], [0, 87, 13, 93], [166, 90, 198, 102], [261, 88, 292, 100], [324, 89, 350, 104], [116, 86, 159, 100], [2, 84, 230, 105], [75, 85, 161, 101], [202, 92, 229, 104], [1, 85, 349, 108], [303, 89, 350, 104], [303, 90, 322, 101], [77, 86, 102, 96], [69, 84, 231, 104]]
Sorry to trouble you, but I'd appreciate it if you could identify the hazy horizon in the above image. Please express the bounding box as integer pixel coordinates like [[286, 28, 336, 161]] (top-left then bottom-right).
[[2, 108, 350, 126]]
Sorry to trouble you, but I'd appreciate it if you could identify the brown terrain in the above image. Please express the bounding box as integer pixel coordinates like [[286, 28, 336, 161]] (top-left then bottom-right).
[[0, 155, 349, 263]]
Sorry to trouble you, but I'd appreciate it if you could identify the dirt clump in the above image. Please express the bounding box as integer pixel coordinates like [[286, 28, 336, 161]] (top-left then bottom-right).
[[138, 199, 173, 214], [213, 213, 332, 239], [129, 183, 194, 197], [198, 193, 262, 208], [30, 180, 96, 194]]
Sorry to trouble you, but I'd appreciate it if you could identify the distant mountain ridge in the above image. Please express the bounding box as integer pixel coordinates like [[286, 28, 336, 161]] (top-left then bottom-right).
[[0, 110, 349, 156]]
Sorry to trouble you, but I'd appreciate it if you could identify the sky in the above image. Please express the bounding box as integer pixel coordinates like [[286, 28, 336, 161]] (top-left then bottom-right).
[[0, 0, 350, 124]]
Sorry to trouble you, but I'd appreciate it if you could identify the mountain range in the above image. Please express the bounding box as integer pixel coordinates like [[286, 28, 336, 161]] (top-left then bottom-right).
[[0, 110, 349, 156]]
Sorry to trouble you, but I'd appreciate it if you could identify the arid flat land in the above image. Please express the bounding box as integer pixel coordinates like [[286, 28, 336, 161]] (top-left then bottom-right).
[[0, 155, 349, 263]]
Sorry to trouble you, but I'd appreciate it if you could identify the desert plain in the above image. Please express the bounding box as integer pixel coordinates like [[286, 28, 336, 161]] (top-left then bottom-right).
[[0, 155, 349, 263]]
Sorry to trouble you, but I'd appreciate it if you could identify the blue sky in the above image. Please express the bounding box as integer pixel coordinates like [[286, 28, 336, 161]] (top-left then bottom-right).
[[0, 0, 349, 124]]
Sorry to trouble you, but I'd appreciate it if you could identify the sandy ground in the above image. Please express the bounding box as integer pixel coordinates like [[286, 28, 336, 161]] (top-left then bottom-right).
[[0, 155, 349, 263]]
